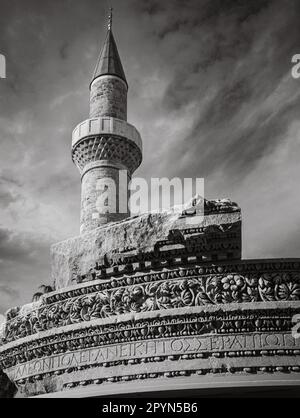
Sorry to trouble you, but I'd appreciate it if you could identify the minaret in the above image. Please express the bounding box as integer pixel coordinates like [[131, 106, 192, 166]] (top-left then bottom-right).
[[72, 10, 142, 234]]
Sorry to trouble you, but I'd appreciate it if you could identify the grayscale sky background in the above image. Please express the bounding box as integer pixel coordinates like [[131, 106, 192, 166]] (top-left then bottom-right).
[[0, 0, 300, 313]]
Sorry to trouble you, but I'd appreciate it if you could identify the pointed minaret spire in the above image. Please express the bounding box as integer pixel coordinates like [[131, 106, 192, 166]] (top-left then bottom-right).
[[108, 7, 113, 31], [90, 8, 127, 89]]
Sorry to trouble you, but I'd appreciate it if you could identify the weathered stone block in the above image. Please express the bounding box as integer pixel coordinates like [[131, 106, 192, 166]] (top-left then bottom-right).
[[51, 207, 241, 290]]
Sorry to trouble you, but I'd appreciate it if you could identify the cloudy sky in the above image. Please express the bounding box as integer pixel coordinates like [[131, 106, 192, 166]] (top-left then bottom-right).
[[0, 0, 300, 313]]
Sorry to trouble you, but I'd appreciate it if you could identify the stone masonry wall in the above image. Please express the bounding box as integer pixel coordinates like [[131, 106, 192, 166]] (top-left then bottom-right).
[[90, 76, 127, 121]]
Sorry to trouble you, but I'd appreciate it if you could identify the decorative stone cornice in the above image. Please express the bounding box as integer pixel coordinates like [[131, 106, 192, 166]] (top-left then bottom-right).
[[1, 304, 299, 395], [1, 303, 299, 362], [72, 134, 142, 174], [2, 260, 300, 344]]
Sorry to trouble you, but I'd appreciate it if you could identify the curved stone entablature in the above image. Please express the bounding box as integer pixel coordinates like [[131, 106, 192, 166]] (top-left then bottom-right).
[[1, 303, 299, 370], [0, 302, 299, 396], [1, 200, 298, 397], [0, 207, 300, 396], [1, 259, 300, 343]]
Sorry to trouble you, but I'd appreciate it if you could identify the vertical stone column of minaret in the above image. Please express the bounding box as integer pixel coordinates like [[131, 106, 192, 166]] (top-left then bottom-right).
[[71, 11, 142, 234]]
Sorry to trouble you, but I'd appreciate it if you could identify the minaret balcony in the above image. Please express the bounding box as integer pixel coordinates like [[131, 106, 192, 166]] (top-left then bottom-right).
[[72, 116, 142, 152]]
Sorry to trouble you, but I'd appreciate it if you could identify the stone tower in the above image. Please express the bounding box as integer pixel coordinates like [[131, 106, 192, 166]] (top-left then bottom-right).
[[71, 12, 142, 234]]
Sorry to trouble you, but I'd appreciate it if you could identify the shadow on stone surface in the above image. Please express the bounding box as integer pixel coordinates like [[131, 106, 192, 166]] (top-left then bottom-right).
[[0, 369, 17, 398]]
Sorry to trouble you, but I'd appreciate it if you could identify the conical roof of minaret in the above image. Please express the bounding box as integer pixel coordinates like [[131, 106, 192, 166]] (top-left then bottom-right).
[[91, 25, 127, 88]]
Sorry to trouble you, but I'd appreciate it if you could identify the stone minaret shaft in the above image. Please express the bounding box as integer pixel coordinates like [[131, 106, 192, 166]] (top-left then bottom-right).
[[71, 15, 142, 234]]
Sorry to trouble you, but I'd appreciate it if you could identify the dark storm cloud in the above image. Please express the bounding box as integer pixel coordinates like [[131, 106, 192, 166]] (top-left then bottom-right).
[[146, 0, 300, 179], [0, 0, 300, 312]]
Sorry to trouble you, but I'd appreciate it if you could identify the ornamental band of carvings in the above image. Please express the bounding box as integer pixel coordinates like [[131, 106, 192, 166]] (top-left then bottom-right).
[[52, 260, 299, 304], [2, 267, 300, 343], [6, 332, 300, 382], [72, 135, 142, 174], [1, 309, 298, 370], [63, 364, 300, 392]]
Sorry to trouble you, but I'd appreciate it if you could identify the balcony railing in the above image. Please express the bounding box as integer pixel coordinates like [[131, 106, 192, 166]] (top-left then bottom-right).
[[72, 117, 142, 151]]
